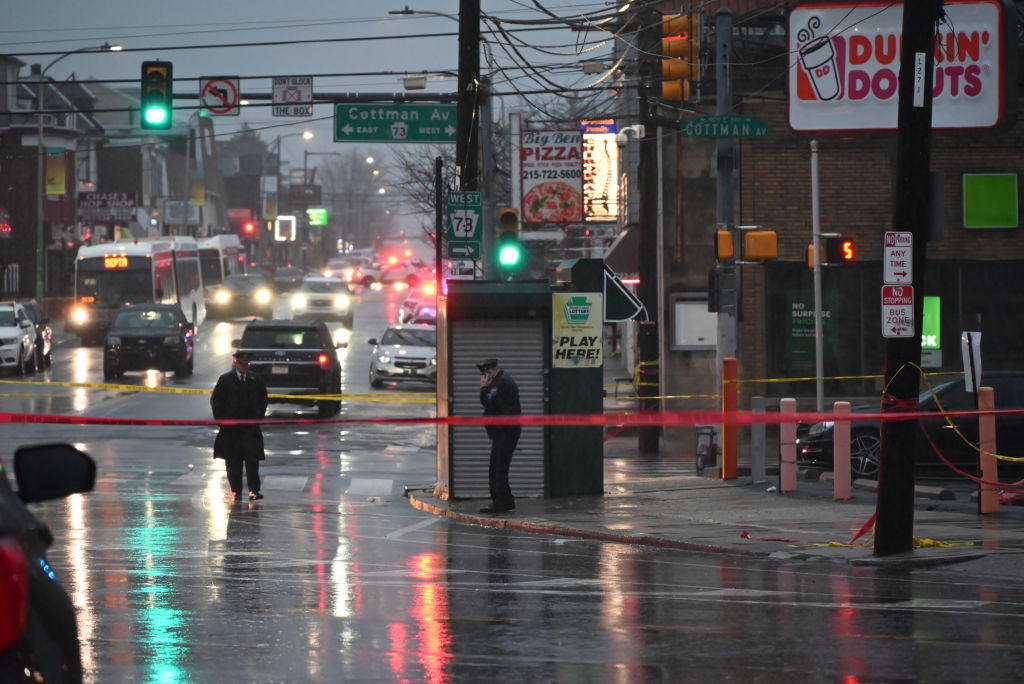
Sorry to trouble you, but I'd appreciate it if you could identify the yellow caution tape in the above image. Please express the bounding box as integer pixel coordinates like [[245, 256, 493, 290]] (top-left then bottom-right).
[[0, 379, 433, 403]]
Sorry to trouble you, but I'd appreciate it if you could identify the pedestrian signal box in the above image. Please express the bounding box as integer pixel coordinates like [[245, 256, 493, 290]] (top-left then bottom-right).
[[825, 237, 856, 263], [741, 229, 778, 261], [715, 229, 733, 260]]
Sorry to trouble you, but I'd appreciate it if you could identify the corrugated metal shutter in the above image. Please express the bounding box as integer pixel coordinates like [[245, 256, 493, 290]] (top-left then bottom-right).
[[450, 319, 546, 499]]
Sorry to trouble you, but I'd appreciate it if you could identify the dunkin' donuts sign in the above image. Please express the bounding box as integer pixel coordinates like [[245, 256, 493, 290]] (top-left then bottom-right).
[[788, 1, 1013, 132]]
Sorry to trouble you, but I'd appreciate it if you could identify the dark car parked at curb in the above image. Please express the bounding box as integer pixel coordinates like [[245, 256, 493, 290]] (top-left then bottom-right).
[[206, 274, 275, 320], [796, 371, 1024, 480], [0, 443, 95, 683], [103, 304, 194, 380], [233, 319, 344, 417], [18, 301, 52, 371]]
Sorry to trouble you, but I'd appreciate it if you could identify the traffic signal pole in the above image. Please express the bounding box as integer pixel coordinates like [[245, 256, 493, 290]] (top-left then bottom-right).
[[874, 0, 944, 557]]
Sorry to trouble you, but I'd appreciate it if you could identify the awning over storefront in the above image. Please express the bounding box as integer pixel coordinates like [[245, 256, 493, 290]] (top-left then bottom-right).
[[603, 224, 638, 282]]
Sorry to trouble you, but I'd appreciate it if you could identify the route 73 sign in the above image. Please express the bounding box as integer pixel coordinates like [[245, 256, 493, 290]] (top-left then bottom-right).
[[445, 191, 481, 260]]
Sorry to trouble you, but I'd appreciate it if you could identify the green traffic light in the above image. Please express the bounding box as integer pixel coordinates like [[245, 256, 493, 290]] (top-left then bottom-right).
[[498, 243, 522, 266], [143, 106, 169, 126]]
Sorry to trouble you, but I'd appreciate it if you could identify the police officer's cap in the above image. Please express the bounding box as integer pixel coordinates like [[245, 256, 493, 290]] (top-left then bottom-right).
[[477, 358, 499, 372], [232, 350, 253, 361]]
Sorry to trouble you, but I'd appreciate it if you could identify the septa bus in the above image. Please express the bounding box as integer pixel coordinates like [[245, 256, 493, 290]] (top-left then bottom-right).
[[68, 237, 206, 344]]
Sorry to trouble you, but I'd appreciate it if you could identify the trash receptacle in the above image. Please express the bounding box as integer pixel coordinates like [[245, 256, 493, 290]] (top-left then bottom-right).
[[695, 425, 717, 475]]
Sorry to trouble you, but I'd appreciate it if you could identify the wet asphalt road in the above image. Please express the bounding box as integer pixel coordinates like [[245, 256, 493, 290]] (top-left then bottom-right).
[[4, 289, 1024, 682]]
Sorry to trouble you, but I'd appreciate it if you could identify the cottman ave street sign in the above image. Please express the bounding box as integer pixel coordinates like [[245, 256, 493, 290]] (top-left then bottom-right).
[[680, 115, 770, 138], [334, 104, 457, 143]]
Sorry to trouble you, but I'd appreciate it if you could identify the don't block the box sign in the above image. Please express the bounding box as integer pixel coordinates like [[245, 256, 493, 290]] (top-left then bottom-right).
[[788, 1, 1015, 132]]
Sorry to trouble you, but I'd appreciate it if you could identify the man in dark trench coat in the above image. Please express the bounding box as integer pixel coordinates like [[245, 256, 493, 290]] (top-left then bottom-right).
[[211, 350, 269, 502]]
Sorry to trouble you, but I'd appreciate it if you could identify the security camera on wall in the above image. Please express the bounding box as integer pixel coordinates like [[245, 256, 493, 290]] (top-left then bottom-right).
[[615, 132, 628, 148]]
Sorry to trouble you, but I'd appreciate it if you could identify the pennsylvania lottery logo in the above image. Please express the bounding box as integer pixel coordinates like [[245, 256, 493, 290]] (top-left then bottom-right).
[[563, 296, 592, 324]]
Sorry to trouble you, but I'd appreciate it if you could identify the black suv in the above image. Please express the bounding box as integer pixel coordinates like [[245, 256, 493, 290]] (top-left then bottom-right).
[[233, 319, 343, 417], [103, 304, 195, 379]]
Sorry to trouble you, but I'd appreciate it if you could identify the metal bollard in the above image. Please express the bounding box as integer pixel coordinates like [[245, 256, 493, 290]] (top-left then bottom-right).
[[721, 357, 738, 480], [978, 387, 999, 514], [833, 401, 851, 500], [751, 396, 766, 483], [780, 398, 797, 492]]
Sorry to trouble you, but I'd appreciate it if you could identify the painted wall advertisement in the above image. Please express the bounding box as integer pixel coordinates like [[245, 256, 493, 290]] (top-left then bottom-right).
[[552, 292, 603, 368], [788, 0, 1012, 131], [520, 130, 583, 224]]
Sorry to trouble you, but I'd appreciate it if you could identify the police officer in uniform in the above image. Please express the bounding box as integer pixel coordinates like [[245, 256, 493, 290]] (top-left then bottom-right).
[[211, 350, 269, 502], [478, 358, 521, 514]]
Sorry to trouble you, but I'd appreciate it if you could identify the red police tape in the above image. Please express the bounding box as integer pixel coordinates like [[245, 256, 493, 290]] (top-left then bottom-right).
[[2, 407, 1023, 428]]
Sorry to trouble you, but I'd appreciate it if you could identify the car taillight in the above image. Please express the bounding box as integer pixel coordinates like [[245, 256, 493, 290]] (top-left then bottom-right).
[[318, 353, 330, 370], [0, 537, 29, 652]]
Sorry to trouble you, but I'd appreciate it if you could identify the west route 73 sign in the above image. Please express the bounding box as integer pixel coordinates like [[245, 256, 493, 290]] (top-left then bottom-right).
[[445, 191, 481, 260]]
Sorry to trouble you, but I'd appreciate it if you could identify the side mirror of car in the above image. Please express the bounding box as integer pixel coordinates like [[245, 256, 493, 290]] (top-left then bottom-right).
[[14, 443, 96, 503], [367, 338, 378, 345], [232, 338, 241, 347]]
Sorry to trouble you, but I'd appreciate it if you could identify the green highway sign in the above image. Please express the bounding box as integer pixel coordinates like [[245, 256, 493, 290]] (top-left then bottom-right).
[[446, 191, 482, 260], [306, 207, 328, 226], [680, 115, 770, 138], [334, 104, 457, 143]]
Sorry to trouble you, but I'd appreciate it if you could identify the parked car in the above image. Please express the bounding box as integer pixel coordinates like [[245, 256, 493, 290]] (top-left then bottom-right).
[[409, 303, 437, 325], [0, 442, 95, 682], [272, 266, 305, 293], [207, 274, 275, 320], [291, 277, 354, 328], [103, 304, 195, 379], [796, 371, 1024, 479], [368, 324, 437, 388], [18, 301, 52, 371], [0, 301, 37, 376], [233, 319, 344, 417]]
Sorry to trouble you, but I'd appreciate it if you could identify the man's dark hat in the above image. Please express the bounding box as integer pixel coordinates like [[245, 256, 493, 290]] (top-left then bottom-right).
[[477, 358, 499, 372], [232, 350, 253, 360]]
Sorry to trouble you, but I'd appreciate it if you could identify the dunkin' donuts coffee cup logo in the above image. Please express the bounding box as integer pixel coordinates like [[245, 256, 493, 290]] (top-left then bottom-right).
[[797, 17, 842, 101]]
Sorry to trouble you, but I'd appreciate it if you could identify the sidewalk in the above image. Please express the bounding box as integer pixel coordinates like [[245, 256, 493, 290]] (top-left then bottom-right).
[[408, 436, 1024, 571]]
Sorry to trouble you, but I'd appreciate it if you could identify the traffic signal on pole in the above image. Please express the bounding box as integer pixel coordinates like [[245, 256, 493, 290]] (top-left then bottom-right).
[[241, 221, 257, 241], [825, 236, 856, 264], [715, 229, 733, 261], [741, 228, 778, 261], [496, 207, 523, 272], [661, 13, 699, 101], [140, 61, 173, 130]]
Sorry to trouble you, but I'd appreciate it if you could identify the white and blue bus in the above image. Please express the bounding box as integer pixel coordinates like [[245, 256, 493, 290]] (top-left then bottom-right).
[[69, 237, 206, 344], [197, 234, 246, 290]]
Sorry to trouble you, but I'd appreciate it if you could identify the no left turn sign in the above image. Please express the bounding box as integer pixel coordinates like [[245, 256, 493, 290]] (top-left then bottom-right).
[[200, 77, 241, 116]]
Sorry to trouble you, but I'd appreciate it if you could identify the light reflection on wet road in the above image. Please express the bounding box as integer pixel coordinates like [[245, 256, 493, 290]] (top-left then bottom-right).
[[5, 291, 1024, 681]]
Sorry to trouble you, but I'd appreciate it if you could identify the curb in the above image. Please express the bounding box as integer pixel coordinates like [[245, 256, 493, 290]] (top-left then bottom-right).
[[408, 491, 775, 558]]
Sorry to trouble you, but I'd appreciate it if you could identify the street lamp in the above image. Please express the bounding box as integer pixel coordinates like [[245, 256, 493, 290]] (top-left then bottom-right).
[[36, 42, 121, 304]]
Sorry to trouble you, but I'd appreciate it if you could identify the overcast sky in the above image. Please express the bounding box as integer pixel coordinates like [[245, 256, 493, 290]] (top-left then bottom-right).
[[6, 0, 617, 230]]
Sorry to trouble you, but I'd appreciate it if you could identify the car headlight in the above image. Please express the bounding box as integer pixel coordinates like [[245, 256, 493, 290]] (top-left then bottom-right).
[[106, 336, 121, 345], [808, 421, 834, 436], [393, 281, 409, 292], [334, 294, 351, 310], [323, 269, 333, 278], [430, 358, 437, 366], [215, 290, 232, 304], [292, 294, 307, 308], [255, 288, 272, 304], [377, 353, 391, 363], [71, 307, 89, 324]]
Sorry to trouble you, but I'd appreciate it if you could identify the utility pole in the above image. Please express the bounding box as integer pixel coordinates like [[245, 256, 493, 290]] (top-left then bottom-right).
[[636, 9, 661, 453], [874, 0, 944, 557], [714, 8, 737, 379], [456, 0, 481, 192]]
